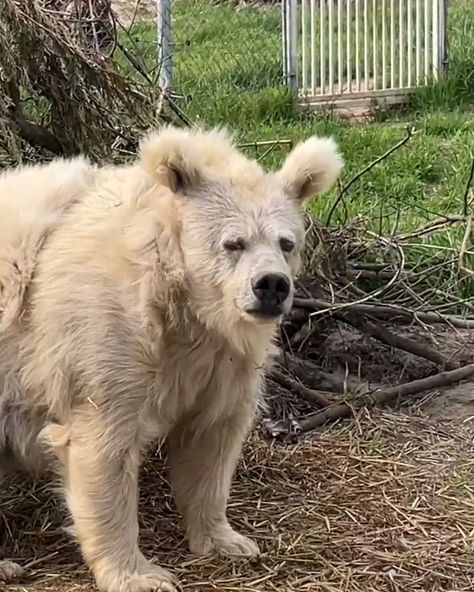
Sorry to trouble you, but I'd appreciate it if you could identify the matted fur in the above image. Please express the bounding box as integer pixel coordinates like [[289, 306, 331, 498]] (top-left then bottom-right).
[[0, 126, 342, 592]]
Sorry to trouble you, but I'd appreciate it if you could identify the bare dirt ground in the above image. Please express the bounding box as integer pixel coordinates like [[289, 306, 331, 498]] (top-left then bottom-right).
[[422, 382, 474, 422]]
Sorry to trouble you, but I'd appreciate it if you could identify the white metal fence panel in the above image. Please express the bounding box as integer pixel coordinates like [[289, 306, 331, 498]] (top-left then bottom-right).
[[285, 0, 447, 108]]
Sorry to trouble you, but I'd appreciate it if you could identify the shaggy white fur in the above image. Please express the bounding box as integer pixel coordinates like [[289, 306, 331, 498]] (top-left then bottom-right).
[[0, 126, 342, 592]]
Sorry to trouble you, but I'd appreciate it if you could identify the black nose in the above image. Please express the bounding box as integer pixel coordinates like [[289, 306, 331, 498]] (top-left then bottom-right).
[[252, 272, 291, 306]]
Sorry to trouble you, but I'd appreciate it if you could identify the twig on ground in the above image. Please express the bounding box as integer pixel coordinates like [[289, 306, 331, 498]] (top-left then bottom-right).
[[334, 311, 459, 370], [345, 267, 409, 281], [398, 215, 467, 241], [268, 364, 474, 436], [293, 297, 474, 329], [277, 352, 346, 393], [270, 369, 331, 408], [299, 232, 406, 319]]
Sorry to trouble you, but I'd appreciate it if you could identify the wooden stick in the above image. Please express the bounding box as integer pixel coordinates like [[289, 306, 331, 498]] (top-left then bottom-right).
[[334, 311, 459, 370], [268, 364, 474, 436], [277, 352, 346, 393], [270, 370, 331, 408], [293, 297, 474, 329], [238, 139, 293, 149]]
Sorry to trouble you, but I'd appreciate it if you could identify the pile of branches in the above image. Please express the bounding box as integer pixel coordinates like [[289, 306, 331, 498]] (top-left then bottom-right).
[[0, 0, 181, 163], [261, 131, 474, 439], [42, 0, 117, 51]]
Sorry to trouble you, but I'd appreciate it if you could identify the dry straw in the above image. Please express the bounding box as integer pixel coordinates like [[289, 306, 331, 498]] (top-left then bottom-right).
[[2, 410, 474, 591]]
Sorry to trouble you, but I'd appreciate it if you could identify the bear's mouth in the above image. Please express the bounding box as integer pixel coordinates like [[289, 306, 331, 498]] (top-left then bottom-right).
[[244, 305, 284, 320]]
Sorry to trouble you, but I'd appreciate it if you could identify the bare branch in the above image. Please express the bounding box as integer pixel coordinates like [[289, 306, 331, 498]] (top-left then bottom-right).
[[270, 370, 331, 408], [293, 298, 474, 329], [268, 364, 474, 437]]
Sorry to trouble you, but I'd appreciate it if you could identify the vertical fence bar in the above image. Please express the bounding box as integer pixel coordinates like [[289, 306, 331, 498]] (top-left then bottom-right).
[[347, 0, 352, 93], [302, 0, 307, 92], [415, 0, 421, 83], [373, 0, 378, 90], [424, 0, 430, 80], [407, 0, 412, 86], [157, 0, 172, 92], [363, 0, 368, 90], [283, 0, 297, 88], [282, 0, 288, 83], [328, 0, 334, 94], [338, 0, 343, 93], [381, 0, 387, 89], [398, 0, 404, 87], [310, 0, 316, 93], [355, 0, 360, 91], [288, 0, 298, 89], [320, 0, 326, 95], [390, 0, 395, 88], [432, 0, 439, 80], [438, 0, 447, 76]]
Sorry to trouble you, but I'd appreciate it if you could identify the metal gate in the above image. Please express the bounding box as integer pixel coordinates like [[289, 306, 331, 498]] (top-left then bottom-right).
[[283, 0, 448, 110]]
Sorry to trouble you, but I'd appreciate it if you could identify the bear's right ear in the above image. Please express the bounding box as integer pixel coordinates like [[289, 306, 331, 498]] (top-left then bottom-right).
[[139, 127, 203, 193]]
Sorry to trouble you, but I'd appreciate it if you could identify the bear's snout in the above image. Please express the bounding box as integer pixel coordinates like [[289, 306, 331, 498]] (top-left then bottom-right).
[[248, 272, 291, 317]]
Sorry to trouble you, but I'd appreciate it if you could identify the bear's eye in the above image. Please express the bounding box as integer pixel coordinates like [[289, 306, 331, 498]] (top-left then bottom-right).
[[223, 238, 245, 252], [279, 237, 295, 253]]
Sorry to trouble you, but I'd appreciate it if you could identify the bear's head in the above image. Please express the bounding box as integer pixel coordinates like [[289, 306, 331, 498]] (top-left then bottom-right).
[[140, 127, 342, 353]]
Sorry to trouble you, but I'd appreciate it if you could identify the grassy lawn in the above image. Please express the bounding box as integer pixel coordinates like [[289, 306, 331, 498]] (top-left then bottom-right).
[[119, 0, 474, 298], [143, 1, 474, 218]]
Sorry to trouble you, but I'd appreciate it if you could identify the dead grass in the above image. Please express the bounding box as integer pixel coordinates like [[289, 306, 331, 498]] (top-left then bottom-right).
[[2, 407, 474, 592]]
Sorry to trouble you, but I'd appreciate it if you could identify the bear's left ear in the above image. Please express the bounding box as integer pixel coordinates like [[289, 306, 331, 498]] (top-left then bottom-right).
[[139, 126, 203, 194], [277, 137, 343, 203]]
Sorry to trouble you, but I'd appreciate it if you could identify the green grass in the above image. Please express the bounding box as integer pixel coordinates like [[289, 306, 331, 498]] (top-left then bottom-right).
[[118, 0, 474, 299]]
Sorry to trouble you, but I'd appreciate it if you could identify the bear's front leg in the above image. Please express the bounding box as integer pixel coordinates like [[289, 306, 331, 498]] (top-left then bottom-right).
[[51, 415, 177, 592], [168, 404, 260, 558]]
